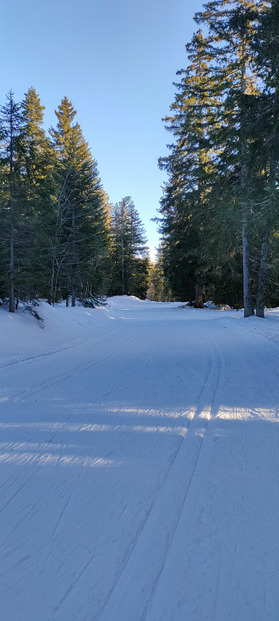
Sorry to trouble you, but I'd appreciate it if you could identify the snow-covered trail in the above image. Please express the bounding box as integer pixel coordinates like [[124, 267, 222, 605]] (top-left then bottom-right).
[[1, 298, 279, 621]]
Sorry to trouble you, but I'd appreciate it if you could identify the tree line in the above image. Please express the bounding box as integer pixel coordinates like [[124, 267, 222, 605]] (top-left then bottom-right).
[[157, 0, 279, 317], [0, 89, 149, 311]]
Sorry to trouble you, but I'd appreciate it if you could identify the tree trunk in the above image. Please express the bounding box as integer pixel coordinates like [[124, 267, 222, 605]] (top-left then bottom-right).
[[71, 287, 76, 307], [240, 48, 254, 319], [194, 282, 203, 308], [50, 254, 55, 305], [121, 223, 125, 295], [256, 232, 269, 318], [9, 222, 15, 313], [71, 210, 76, 307], [242, 218, 254, 317]]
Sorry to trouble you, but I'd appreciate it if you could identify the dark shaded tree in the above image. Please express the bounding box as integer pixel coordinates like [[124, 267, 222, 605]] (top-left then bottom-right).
[[158, 0, 276, 315], [110, 196, 149, 298], [50, 97, 110, 305], [0, 91, 23, 312]]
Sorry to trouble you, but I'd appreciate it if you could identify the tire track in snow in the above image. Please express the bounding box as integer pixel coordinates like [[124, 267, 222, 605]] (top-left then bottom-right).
[[1, 322, 150, 617], [96, 325, 224, 621], [0, 321, 127, 372], [53, 553, 96, 614], [18, 451, 97, 615], [8, 326, 146, 402], [0, 339, 88, 371], [143, 327, 224, 621], [1, 328, 146, 532], [0, 476, 70, 548], [0, 467, 41, 514]]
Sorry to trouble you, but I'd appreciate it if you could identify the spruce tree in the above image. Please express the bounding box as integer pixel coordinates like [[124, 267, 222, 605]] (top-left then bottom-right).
[[19, 87, 56, 300], [0, 91, 23, 312], [195, 0, 268, 315], [252, 0, 279, 314], [158, 28, 220, 304], [158, 0, 273, 313], [50, 97, 109, 305], [110, 197, 149, 297]]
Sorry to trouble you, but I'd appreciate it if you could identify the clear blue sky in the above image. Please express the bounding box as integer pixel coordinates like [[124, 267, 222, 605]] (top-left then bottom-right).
[[1, 0, 204, 260]]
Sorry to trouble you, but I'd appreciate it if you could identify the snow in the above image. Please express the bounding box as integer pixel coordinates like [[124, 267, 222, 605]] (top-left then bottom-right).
[[1, 296, 279, 620]]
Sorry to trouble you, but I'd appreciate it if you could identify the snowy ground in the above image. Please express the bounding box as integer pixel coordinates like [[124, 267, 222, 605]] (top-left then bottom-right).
[[1, 296, 279, 621]]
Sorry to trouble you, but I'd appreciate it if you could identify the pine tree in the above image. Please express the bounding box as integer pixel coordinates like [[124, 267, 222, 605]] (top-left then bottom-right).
[[148, 245, 171, 301], [110, 197, 149, 297], [158, 28, 220, 304], [0, 91, 23, 312], [195, 0, 269, 315], [50, 97, 109, 305], [252, 0, 279, 314], [158, 0, 272, 313], [19, 87, 56, 300]]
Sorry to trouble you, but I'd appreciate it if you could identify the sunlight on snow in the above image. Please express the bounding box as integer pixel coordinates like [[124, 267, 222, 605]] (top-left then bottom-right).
[[0, 450, 116, 468], [216, 407, 279, 421], [0, 421, 188, 436]]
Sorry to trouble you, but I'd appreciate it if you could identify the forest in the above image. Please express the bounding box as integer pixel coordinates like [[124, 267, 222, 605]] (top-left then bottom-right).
[[157, 0, 279, 317], [1, 0, 279, 317], [0, 93, 149, 311]]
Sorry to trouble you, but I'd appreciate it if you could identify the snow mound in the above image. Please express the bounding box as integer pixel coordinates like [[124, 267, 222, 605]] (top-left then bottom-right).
[[106, 295, 147, 308], [0, 300, 111, 365]]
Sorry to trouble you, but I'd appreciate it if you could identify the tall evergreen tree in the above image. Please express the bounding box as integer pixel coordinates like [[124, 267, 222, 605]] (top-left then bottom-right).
[[197, 0, 266, 316], [158, 0, 274, 314], [0, 91, 23, 312], [148, 244, 171, 301], [252, 0, 279, 315], [110, 197, 149, 298], [19, 87, 56, 300], [158, 28, 220, 304], [50, 97, 109, 305]]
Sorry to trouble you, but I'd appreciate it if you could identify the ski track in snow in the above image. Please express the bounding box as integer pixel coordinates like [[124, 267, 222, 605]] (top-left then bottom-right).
[[96, 324, 224, 621], [2, 323, 146, 402], [1, 298, 279, 620]]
